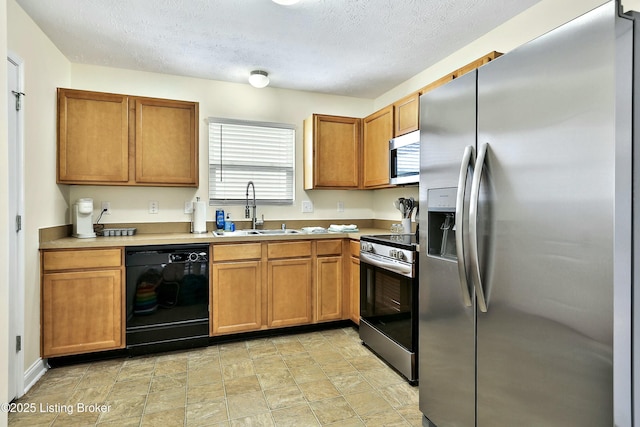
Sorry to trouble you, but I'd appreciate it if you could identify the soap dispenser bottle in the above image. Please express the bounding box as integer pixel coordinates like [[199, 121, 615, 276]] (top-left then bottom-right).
[[224, 213, 233, 231]]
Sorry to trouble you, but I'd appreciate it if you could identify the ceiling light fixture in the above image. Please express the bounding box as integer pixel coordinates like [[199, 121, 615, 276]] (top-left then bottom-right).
[[272, 0, 300, 5], [248, 70, 270, 88]]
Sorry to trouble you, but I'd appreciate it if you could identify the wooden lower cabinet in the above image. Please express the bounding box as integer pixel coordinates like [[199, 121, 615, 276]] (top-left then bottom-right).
[[267, 258, 312, 327], [316, 256, 343, 322], [211, 243, 263, 335], [211, 259, 262, 335], [41, 248, 124, 358], [315, 240, 345, 322]]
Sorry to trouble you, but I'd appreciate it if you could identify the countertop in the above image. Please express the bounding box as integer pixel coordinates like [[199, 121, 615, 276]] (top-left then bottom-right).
[[39, 228, 391, 250]]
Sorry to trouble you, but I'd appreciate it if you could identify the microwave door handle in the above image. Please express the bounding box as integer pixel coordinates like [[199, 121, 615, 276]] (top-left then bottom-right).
[[390, 147, 398, 178], [469, 142, 489, 313], [456, 145, 475, 307]]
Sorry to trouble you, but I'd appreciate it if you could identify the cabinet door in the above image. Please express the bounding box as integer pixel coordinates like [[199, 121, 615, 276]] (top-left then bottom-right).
[[393, 92, 419, 137], [350, 256, 360, 325], [211, 261, 262, 335], [42, 269, 124, 357], [57, 88, 129, 184], [304, 114, 361, 189], [134, 97, 198, 186], [268, 259, 312, 328], [362, 106, 393, 188], [316, 256, 343, 322]]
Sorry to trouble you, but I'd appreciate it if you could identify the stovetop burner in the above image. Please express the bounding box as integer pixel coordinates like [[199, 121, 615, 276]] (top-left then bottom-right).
[[360, 234, 418, 250]]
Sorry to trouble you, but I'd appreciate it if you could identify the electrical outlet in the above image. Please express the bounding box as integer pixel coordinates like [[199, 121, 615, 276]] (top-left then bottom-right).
[[149, 200, 159, 214], [301, 200, 314, 213], [101, 201, 111, 215], [337, 201, 344, 212], [184, 201, 193, 214]]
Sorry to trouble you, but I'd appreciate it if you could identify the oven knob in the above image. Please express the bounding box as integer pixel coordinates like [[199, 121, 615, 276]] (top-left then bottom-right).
[[396, 252, 406, 261], [389, 249, 397, 258], [361, 242, 373, 253]]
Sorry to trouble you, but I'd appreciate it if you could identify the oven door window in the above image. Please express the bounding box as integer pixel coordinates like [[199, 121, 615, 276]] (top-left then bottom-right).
[[360, 262, 415, 351]]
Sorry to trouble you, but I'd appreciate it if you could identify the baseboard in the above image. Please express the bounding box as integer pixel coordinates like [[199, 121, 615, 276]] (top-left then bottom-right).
[[23, 358, 47, 395]]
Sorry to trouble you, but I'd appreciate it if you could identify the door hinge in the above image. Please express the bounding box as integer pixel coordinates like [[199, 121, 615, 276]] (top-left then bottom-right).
[[11, 91, 25, 111], [16, 336, 21, 352], [16, 215, 22, 232]]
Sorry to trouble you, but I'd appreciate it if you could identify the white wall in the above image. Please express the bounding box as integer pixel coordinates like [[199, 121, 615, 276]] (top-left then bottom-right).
[[69, 65, 375, 226], [7, 0, 70, 378], [1, 0, 9, 424]]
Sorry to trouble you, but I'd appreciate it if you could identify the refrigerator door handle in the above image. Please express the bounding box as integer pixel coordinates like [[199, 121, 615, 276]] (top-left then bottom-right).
[[455, 145, 475, 307], [470, 142, 489, 312]]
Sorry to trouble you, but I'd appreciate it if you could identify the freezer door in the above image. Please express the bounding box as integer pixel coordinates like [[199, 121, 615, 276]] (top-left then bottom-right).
[[419, 71, 476, 427], [475, 3, 628, 425]]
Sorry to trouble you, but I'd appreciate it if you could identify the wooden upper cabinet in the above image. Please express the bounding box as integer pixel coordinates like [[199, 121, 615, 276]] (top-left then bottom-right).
[[57, 88, 129, 183], [393, 92, 419, 137], [57, 88, 198, 187], [304, 114, 361, 189], [134, 97, 198, 186], [362, 106, 393, 188]]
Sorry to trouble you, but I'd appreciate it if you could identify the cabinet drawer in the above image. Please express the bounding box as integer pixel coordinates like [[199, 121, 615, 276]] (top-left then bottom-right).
[[268, 241, 311, 259], [213, 243, 262, 262], [316, 239, 343, 256], [350, 240, 360, 257], [42, 248, 123, 271]]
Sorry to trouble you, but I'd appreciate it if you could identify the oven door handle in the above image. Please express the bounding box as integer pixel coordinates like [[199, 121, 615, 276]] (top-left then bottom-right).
[[360, 253, 413, 277]]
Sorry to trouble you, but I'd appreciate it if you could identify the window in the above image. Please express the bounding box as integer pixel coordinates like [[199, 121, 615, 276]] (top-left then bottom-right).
[[208, 118, 295, 205]]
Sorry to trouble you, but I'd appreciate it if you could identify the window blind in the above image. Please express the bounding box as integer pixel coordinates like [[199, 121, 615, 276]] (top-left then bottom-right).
[[208, 118, 295, 205]]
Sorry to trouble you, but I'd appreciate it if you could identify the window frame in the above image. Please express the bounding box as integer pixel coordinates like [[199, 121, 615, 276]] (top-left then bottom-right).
[[208, 117, 296, 206]]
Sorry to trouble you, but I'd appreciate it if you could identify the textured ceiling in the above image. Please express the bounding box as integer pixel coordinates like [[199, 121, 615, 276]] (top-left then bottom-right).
[[16, 0, 541, 98]]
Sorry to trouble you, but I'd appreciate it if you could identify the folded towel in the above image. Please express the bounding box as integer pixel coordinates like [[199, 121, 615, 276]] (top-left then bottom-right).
[[301, 226, 327, 234], [328, 224, 359, 232]]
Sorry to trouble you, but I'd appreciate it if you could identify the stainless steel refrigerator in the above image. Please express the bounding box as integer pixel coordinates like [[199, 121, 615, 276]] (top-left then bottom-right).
[[418, 2, 636, 426]]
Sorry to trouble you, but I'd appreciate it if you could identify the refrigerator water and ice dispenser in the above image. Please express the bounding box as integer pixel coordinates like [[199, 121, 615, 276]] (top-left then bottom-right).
[[427, 187, 458, 260]]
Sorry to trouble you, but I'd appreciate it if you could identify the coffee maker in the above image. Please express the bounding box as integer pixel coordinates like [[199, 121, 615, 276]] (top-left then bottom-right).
[[72, 198, 96, 238]]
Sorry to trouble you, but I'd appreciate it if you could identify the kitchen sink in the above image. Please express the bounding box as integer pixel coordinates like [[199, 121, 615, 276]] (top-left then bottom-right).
[[212, 229, 302, 237], [211, 230, 261, 237], [256, 229, 302, 235]]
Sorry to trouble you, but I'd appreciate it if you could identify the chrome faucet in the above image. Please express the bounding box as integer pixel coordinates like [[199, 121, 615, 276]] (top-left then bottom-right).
[[245, 181, 264, 229]]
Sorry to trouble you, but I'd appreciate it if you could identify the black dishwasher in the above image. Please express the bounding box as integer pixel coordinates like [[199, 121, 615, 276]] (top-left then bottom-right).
[[125, 244, 209, 354]]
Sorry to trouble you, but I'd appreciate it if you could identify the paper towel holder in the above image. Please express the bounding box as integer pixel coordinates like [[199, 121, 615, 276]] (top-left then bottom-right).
[[192, 197, 208, 234]]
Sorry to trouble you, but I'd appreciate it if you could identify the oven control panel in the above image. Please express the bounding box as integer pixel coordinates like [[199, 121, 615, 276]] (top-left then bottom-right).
[[360, 241, 414, 264]]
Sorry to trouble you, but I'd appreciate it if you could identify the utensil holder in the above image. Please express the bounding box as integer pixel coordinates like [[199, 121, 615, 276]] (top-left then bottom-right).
[[402, 218, 411, 234]]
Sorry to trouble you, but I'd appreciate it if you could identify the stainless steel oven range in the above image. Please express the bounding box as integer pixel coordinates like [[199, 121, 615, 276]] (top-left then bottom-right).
[[359, 234, 418, 384]]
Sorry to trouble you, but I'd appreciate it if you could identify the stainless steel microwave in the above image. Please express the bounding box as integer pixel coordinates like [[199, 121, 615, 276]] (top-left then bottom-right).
[[389, 130, 420, 185]]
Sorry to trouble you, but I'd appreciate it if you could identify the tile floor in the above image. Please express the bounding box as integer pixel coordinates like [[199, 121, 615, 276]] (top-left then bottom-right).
[[8, 327, 422, 426]]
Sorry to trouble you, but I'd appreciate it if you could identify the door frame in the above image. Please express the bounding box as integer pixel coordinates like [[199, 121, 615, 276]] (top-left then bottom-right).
[[7, 51, 25, 400]]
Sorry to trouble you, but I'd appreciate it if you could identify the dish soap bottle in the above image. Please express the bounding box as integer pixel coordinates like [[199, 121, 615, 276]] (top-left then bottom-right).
[[216, 209, 225, 230], [224, 213, 233, 231]]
